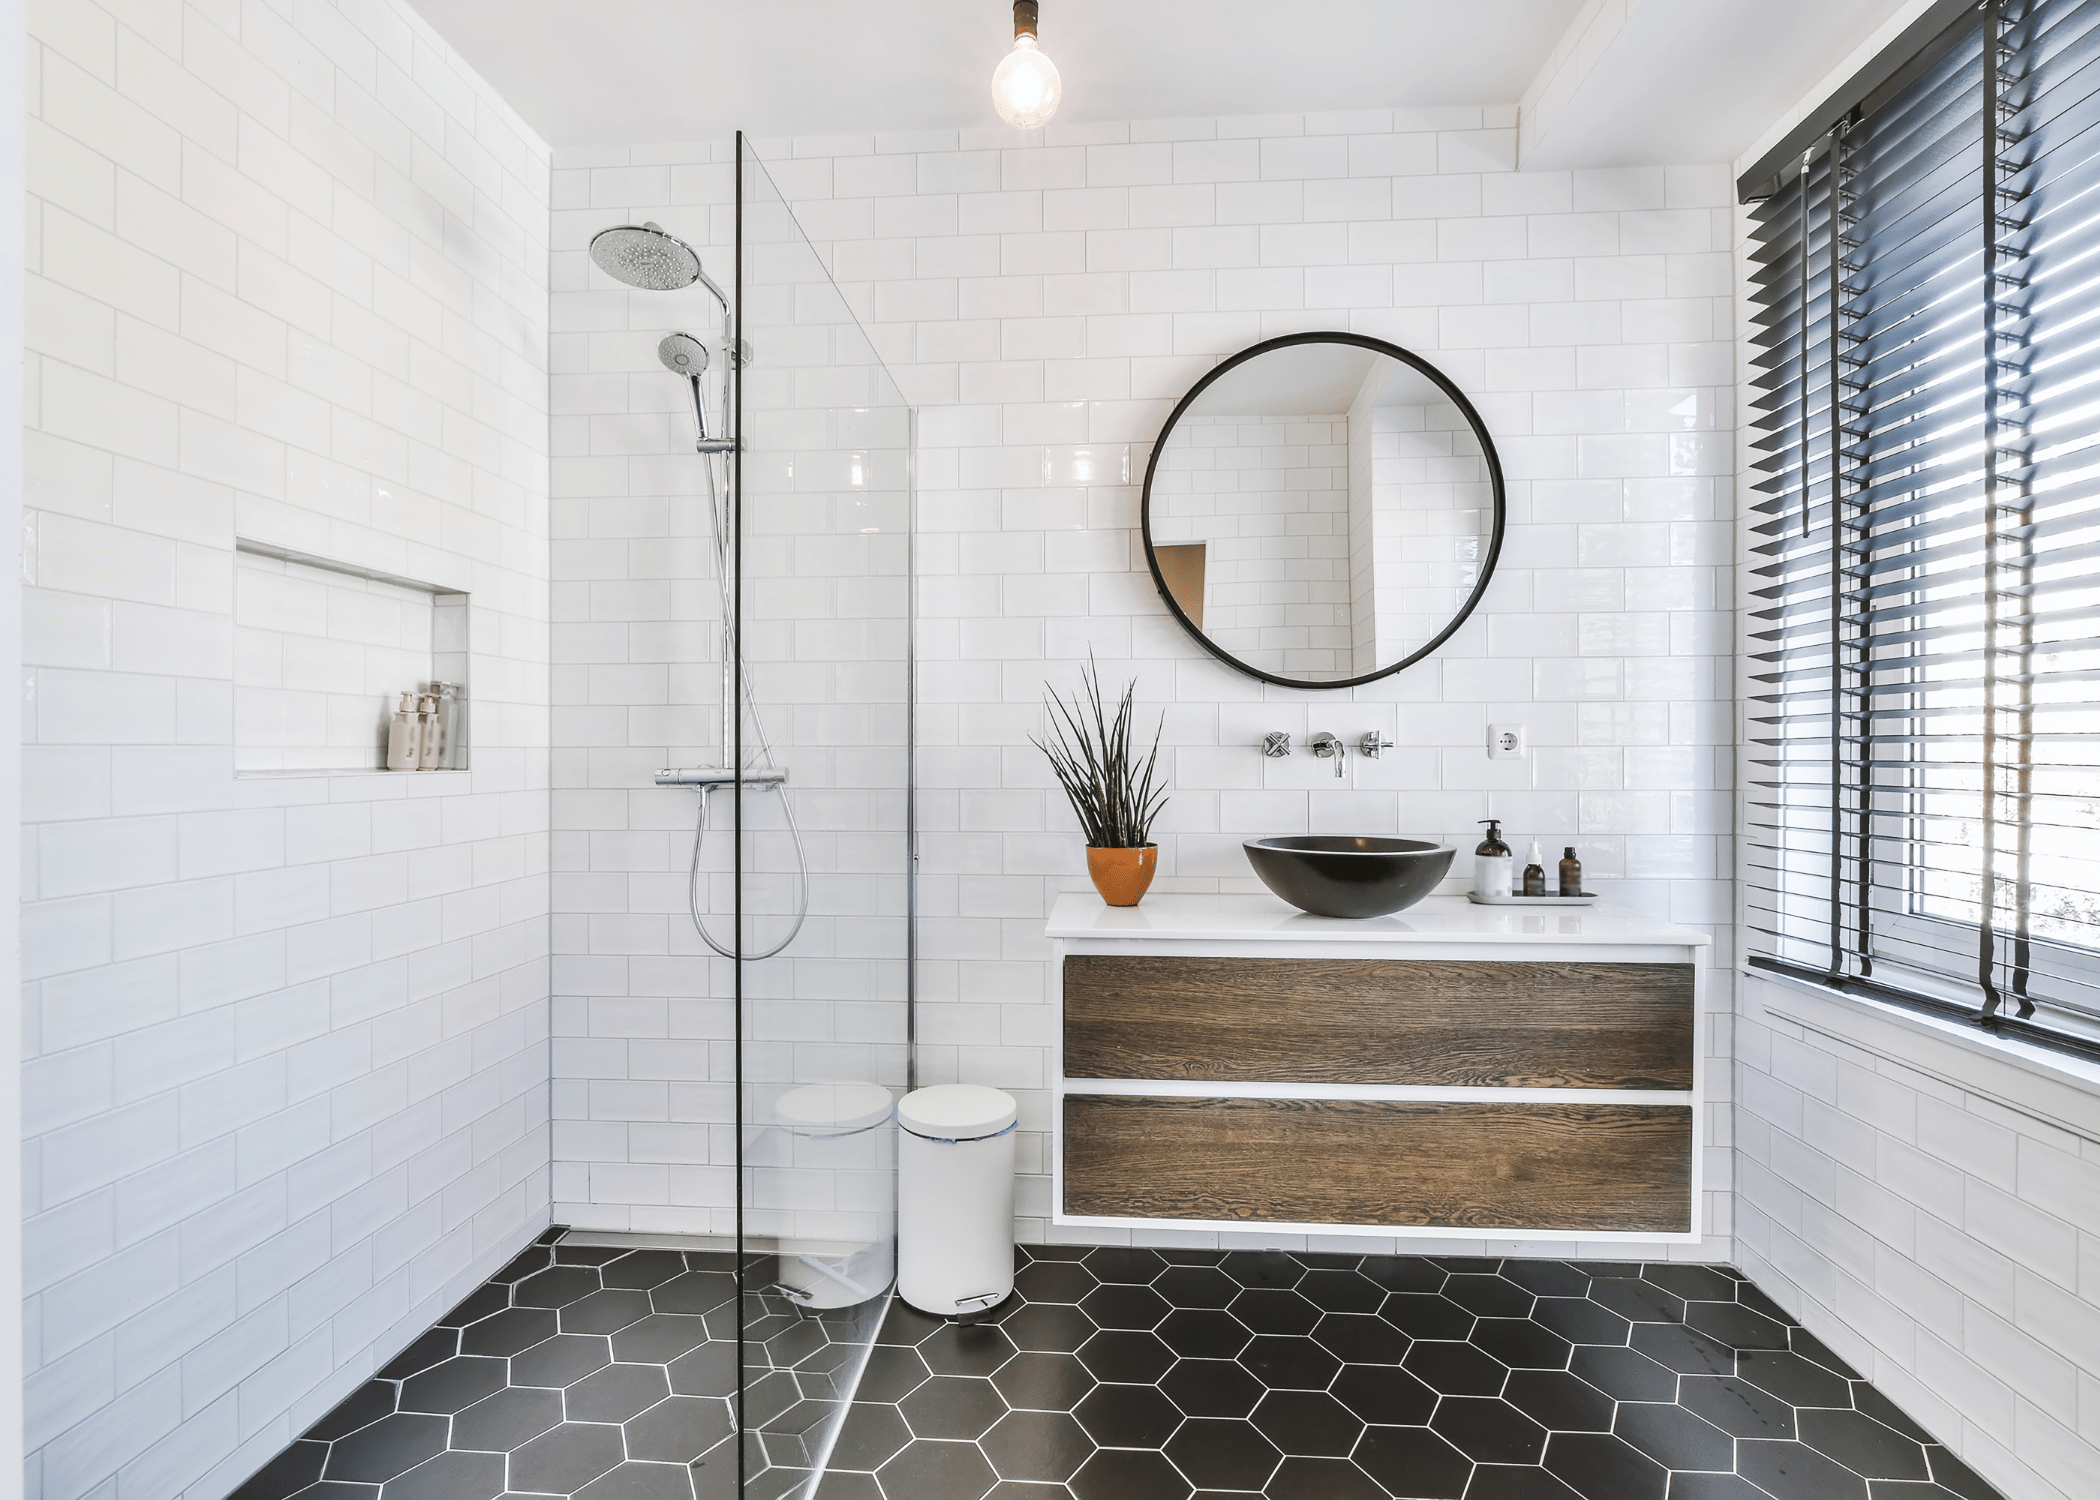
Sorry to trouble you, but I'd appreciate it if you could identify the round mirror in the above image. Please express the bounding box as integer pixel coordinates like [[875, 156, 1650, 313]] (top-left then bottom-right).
[[1141, 332, 1505, 689]]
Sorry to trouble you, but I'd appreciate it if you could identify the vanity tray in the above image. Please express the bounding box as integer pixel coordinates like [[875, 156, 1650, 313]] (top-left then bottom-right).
[[1466, 891, 1599, 907]]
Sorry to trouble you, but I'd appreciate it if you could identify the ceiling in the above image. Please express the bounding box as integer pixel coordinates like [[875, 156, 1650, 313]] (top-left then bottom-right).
[[407, 0, 1590, 147]]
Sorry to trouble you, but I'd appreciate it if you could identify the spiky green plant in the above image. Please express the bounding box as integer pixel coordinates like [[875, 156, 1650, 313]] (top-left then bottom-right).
[[1033, 655, 1170, 848]]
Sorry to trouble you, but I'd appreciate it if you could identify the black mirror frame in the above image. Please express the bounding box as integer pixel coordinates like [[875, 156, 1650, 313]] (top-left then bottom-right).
[[1138, 331, 1507, 691]]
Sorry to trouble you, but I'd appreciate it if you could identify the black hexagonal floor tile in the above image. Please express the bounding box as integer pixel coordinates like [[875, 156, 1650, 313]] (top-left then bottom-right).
[[1382, 1293, 1477, 1340], [399, 1356, 508, 1414], [1359, 1256, 1446, 1294], [1542, 1430, 1668, 1500], [878, 1437, 1001, 1500], [378, 1329, 458, 1382], [1296, 1270, 1384, 1314], [1249, 1389, 1362, 1458], [1070, 1447, 1191, 1500], [1083, 1247, 1166, 1285], [517, 1266, 604, 1308], [1473, 1318, 1573, 1370], [1331, 1363, 1438, 1426], [601, 1250, 688, 1290], [1433, 1395, 1547, 1464], [992, 1351, 1096, 1412], [1678, 1373, 1797, 1440], [508, 1421, 629, 1493], [1155, 1265, 1239, 1308], [1159, 1307, 1253, 1359], [901, 1376, 1008, 1440], [1500, 1262, 1593, 1299], [1312, 1312, 1408, 1365], [1797, 1407, 1932, 1480], [1533, 1296, 1632, 1347], [1239, 1334, 1342, 1391], [610, 1313, 713, 1364], [440, 1285, 510, 1327], [1074, 1329, 1173, 1385], [1588, 1279, 1686, 1326], [1612, 1401, 1732, 1473], [626, 1394, 733, 1463], [1351, 1425, 1472, 1499], [1641, 1266, 1739, 1303], [1503, 1369, 1615, 1433], [321, 1413, 447, 1483], [1014, 1258, 1097, 1304], [567, 1362, 673, 1423], [1080, 1282, 1170, 1331], [1629, 1322, 1734, 1378], [666, 1338, 736, 1396], [1230, 1289, 1322, 1336], [1736, 1348, 1853, 1409], [921, 1322, 1020, 1377], [1570, 1344, 1679, 1402], [1661, 1475, 1768, 1500], [1074, 1381, 1182, 1447], [460, 1306, 558, 1358], [981, 1409, 1092, 1483], [1444, 1274, 1535, 1318], [1737, 1437, 1871, 1500], [1161, 1357, 1267, 1418], [385, 1449, 506, 1500], [564, 1288, 658, 1335], [574, 1461, 696, 1500], [1263, 1454, 1386, 1499], [512, 1333, 611, 1388], [1220, 1251, 1303, 1289], [1404, 1339, 1508, 1396], [827, 1402, 913, 1472], [1464, 1464, 1587, 1499], [650, 1271, 737, 1315], [1686, 1299, 1790, 1351], [453, 1386, 564, 1451], [1164, 1416, 1283, 1491]]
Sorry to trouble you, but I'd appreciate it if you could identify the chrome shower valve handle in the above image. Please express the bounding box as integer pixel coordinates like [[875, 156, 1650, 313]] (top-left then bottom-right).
[[1358, 731, 1394, 759]]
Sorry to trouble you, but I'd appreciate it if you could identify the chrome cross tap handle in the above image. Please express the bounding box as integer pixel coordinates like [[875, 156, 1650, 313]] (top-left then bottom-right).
[[1358, 731, 1395, 759], [1262, 732, 1292, 758]]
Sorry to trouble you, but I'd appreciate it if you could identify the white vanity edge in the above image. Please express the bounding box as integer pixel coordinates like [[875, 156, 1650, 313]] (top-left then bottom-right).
[[1046, 891, 1714, 947]]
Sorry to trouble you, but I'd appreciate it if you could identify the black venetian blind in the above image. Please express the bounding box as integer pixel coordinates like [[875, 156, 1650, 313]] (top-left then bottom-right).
[[1744, 0, 2100, 1051]]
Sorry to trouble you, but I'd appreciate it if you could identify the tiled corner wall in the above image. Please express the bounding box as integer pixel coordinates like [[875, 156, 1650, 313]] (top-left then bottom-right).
[[1732, 976, 2100, 1500], [22, 2, 553, 1497], [549, 109, 1739, 1260]]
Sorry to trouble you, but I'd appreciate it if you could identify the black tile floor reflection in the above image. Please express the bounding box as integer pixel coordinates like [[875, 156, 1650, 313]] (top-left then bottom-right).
[[813, 1246, 2006, 1500], [228, 1227, 881, 1500]]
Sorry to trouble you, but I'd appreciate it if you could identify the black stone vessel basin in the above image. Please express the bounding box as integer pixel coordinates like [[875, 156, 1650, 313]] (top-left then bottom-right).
[[1243, 835, 1455, 918]]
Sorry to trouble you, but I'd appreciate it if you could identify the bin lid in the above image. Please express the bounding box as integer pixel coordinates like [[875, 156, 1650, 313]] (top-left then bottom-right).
[[897, 1084, 1018, 1140], [774, 1082, 895, 1133]]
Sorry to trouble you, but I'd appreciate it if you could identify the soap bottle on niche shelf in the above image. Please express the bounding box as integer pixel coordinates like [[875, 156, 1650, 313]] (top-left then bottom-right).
[[414, 693, 441, 769], [1559, 846, 1583, 897], [386, 692, 420, 771], [1474, 819, 1513, 899], [1522, 839, 1546, 897]]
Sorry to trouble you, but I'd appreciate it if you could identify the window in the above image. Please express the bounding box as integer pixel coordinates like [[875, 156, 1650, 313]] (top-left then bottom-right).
[[1743, 0, 2100, 1053]]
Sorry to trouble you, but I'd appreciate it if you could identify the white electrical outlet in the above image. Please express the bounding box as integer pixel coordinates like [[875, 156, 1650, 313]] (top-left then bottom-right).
[[1488, 723, 1526, 760]]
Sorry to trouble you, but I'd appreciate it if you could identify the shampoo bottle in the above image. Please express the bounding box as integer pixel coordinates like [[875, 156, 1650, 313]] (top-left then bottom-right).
[[386, 692, 420, 771], [1559, 846, 1583, 897], [1474, 819, 1513, 899], [1523, 839, 1547, 897], [414, 693, 441, 769]]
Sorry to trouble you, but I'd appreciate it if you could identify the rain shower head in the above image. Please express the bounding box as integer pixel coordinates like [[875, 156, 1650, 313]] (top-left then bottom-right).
[[590, 221, 701, 291], [659, 332, 710, 376]]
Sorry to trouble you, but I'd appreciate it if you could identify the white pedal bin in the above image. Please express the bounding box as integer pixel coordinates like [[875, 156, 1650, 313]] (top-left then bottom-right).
[[896, 1084, 1018, 1317]]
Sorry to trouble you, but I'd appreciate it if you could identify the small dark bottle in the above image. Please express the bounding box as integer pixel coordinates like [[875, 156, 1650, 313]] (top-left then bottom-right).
[[1559, 846, 1583, 897], [1522, 839, 1546, 897]]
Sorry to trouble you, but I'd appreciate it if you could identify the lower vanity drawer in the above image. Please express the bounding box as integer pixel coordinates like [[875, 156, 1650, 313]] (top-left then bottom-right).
[[1061, 1094, 1692, 1234]]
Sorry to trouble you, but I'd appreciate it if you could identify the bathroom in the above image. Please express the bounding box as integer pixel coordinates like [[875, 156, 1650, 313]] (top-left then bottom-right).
[[10, 0, 2098, 1497]]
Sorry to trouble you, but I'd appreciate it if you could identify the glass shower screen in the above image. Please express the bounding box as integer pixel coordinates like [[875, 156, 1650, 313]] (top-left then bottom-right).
[[728, 134, 914, 1498]]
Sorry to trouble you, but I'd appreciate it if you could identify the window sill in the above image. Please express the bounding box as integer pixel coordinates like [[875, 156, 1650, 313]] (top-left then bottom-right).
[[1742, 965, 2100, 1139]]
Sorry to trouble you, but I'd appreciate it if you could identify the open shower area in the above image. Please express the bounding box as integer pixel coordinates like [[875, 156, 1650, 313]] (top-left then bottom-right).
[[223, 139, 915, 1500]]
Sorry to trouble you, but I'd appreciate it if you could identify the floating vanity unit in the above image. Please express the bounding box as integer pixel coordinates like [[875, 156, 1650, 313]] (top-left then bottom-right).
[[1047, 892, 1711, 1241]]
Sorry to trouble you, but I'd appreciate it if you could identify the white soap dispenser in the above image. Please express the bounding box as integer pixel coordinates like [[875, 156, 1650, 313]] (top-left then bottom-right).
[[413, 692, 441, 769], [1474, 819, 1513, 899], [386, 692, 420, 771]]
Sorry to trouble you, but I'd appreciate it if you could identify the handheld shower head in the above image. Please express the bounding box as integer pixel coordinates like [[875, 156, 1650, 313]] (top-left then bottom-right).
[[590, 222, 701, 291], [658, 332, 710, 376]]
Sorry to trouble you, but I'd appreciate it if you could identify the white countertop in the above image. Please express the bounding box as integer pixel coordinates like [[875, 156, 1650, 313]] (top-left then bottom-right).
[[1045, 892, 1711, 947]]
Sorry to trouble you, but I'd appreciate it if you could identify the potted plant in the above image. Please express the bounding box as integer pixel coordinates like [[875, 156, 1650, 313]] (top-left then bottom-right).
[[1034, 656, 1170, 907]]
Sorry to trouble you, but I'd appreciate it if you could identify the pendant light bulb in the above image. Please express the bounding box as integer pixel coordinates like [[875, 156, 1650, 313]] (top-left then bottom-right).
[[993, 0, 1061, 130]]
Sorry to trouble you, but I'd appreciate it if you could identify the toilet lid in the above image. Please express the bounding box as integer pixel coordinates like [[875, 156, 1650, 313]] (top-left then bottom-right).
[[774, 1082, 895, 1133], [897, 1084, 1018, 1140]]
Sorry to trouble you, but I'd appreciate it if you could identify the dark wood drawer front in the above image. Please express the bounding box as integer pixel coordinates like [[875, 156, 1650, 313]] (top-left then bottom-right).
[[1063, 956, 1694, 1089], [1063, 1095, 1692, 1233]]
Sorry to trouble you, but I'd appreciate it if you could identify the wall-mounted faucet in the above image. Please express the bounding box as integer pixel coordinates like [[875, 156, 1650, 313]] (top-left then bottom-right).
[[1310, 731, 1346, 777]]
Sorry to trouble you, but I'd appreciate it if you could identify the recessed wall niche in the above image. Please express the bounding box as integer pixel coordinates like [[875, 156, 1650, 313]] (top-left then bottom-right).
[[233, 539, 469, 775]]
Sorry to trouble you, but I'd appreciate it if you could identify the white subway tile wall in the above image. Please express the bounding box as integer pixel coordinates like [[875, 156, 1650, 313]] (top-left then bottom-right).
[[23, 1, 551, 1497], [1733, 977, 2100, 1500], [548, 115, 1738, 1262]]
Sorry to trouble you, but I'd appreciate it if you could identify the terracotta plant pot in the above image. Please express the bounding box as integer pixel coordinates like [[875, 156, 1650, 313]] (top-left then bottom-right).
[[1087, 845, 1158, 907]]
